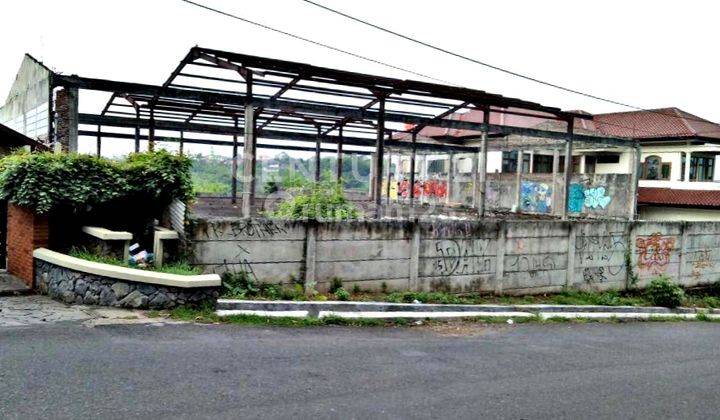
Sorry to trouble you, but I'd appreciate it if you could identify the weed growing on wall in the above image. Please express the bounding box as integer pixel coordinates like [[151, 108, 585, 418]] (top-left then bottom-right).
[[0, 150, 193, 214]]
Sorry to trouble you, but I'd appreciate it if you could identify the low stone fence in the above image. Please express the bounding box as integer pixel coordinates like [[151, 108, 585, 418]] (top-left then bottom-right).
[[188, 217, 720, 295], [33, 248, 221, 309]]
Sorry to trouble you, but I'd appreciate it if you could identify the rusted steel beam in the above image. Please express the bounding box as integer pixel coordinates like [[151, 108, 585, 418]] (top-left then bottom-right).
[[411, 101, 470, 134], [78, 130, 372, 154], [59, 74, 630, 146]]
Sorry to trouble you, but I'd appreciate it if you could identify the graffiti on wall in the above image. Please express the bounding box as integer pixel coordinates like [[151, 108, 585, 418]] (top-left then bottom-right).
[[636, 233, 676, 275], [583, 266, 607, 284], [575, 232, 626, 281], [568, 183, 612, 213], [520, 181, 553, 214], [398, 179, 447, 199], [433, 239, 493, 276], [507, 254, 557, 279], [204, 219, 289, 240], [687, 249, 714, 279], [486, 180, 510, 209]]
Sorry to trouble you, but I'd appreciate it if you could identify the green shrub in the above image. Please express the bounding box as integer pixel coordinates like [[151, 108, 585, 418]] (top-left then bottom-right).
[[270, 181, 360, 221], [329, 277, 343, 294], [0, 150, 192, 214], [646, 276, 685, 308], [122, 150, 193, 203], [334, 287, 350, 301], [222, 271, 258, 298]]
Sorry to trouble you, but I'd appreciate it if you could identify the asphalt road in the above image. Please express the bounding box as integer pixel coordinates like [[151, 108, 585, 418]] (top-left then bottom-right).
[[1, 321, 719, 420]]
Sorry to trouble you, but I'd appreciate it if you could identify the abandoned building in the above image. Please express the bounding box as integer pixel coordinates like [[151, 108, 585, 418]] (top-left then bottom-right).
[[0, 48, 640, 222], [4, 47, 720, 298]]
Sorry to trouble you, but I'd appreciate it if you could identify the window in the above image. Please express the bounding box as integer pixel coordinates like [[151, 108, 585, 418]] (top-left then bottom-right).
[[502, 151, 530, 173], [642, 155, 662, 180], [532, 154, 554, 173], [681, 152, 686, 181], [558, 156, 581, 173], [596, 154, 620, 164], [427, 159, 446, 174], [690, 155, 715, 181], [584, 156, 596, 174]]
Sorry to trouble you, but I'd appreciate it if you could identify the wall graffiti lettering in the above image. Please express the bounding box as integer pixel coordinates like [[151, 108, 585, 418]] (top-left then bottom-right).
[[687, 249, 713, 278], [398, 179, 447, 199], [486, 180, 510, 209], [433, 239, 493, 276], [568, 183, 612, 212], [636, 233, 676, 275], [568, 183, 585, 213], [507, 255, 557, 278], [575, 232, 626, 277], [519, 181, 553, 214], [204, 219, 289, 240], [584, 187, 612, 209], [583, 266, 607, 284]]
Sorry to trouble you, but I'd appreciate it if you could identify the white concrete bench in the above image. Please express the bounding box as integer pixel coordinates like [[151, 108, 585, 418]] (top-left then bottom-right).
[[82, 226, 133, 261], [153, 226, 179, 267]]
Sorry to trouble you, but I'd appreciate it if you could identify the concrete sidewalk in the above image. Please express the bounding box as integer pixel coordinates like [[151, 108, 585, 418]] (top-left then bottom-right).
[[217, 299, 720, 321], [0, 272, 31, 296]]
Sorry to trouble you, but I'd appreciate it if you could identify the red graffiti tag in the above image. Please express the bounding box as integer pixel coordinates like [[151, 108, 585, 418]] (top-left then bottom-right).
[[635, 233, 675, 275]]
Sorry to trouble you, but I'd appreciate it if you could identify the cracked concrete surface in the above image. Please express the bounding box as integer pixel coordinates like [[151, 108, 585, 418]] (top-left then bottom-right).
[[0, 295, 171, 327]]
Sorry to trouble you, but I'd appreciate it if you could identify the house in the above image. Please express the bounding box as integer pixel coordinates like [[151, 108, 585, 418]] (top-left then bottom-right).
[[402, 105, 720, 220], [592, 108, 720, 220]]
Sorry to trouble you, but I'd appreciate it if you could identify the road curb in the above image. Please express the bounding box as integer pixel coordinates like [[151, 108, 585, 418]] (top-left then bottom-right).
[[216, 299, 720, 319]]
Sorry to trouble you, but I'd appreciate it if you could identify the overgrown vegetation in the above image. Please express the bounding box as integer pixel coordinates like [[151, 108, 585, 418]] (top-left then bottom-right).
[[646, 276, 685, 308], [221, 271, 306, 300], [214, 276, 720, 310], [68, 247, 201, 275], [0, 150, 192, 214], [269, 180, 360, 220]]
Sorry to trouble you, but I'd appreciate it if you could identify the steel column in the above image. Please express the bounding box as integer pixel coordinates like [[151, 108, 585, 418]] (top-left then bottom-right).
[[477, 123, 489, 216], [561, 119, 575, 220], [231, 117, 239, 204], [336, 125, 343, 183], [410, 132, 417, 205], [315, 126, 322, 182], [514, 150, 523, 212], [373, 97, 386, 217], [241, 106, 257, 217]]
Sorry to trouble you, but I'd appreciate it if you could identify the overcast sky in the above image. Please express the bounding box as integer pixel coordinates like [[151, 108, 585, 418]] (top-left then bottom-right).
[[1, 0, 718, 156]]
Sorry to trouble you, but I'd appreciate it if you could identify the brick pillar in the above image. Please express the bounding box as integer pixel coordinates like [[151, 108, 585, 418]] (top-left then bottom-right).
[[55, 87, 79, 152], [7, 204, 49, 287]]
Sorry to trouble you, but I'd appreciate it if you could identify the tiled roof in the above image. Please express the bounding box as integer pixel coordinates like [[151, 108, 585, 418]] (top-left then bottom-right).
[[396, 106, 720, 142], [395, 107, 596, 140], [638, 187, 720, 208], [594, 108, 720, 140]]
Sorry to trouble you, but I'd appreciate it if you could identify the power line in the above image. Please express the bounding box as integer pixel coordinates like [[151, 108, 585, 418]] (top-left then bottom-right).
[[178, 0, 718, 139], [178, 0, 454, 85], [300, 0, 720, 131]]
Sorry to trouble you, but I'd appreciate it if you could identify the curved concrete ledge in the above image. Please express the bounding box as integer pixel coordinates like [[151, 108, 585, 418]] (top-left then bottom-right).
[[33, 248, 220, 288]]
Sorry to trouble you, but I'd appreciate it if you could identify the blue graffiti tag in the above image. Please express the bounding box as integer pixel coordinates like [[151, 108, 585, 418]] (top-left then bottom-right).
[[568, 183, 585, 213], [584, 187, 612, 209], [520, 181, 553, 214]]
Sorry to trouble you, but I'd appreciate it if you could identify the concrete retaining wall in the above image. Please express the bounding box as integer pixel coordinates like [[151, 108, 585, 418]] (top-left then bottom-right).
[[189, 218, 720, 294]]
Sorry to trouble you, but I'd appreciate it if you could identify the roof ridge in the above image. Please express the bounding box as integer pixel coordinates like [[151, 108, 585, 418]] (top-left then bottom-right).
[[671, 107, 696, 135]]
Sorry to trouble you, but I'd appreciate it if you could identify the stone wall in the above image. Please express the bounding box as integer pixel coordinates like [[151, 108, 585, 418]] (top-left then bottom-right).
[[189, 217, 720, 295], [35, 260, 218, 309]]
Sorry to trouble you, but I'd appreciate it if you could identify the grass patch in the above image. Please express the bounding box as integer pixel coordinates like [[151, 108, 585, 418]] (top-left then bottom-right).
[[69, 247, 202, 276], [165, 305, 720, 328]]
